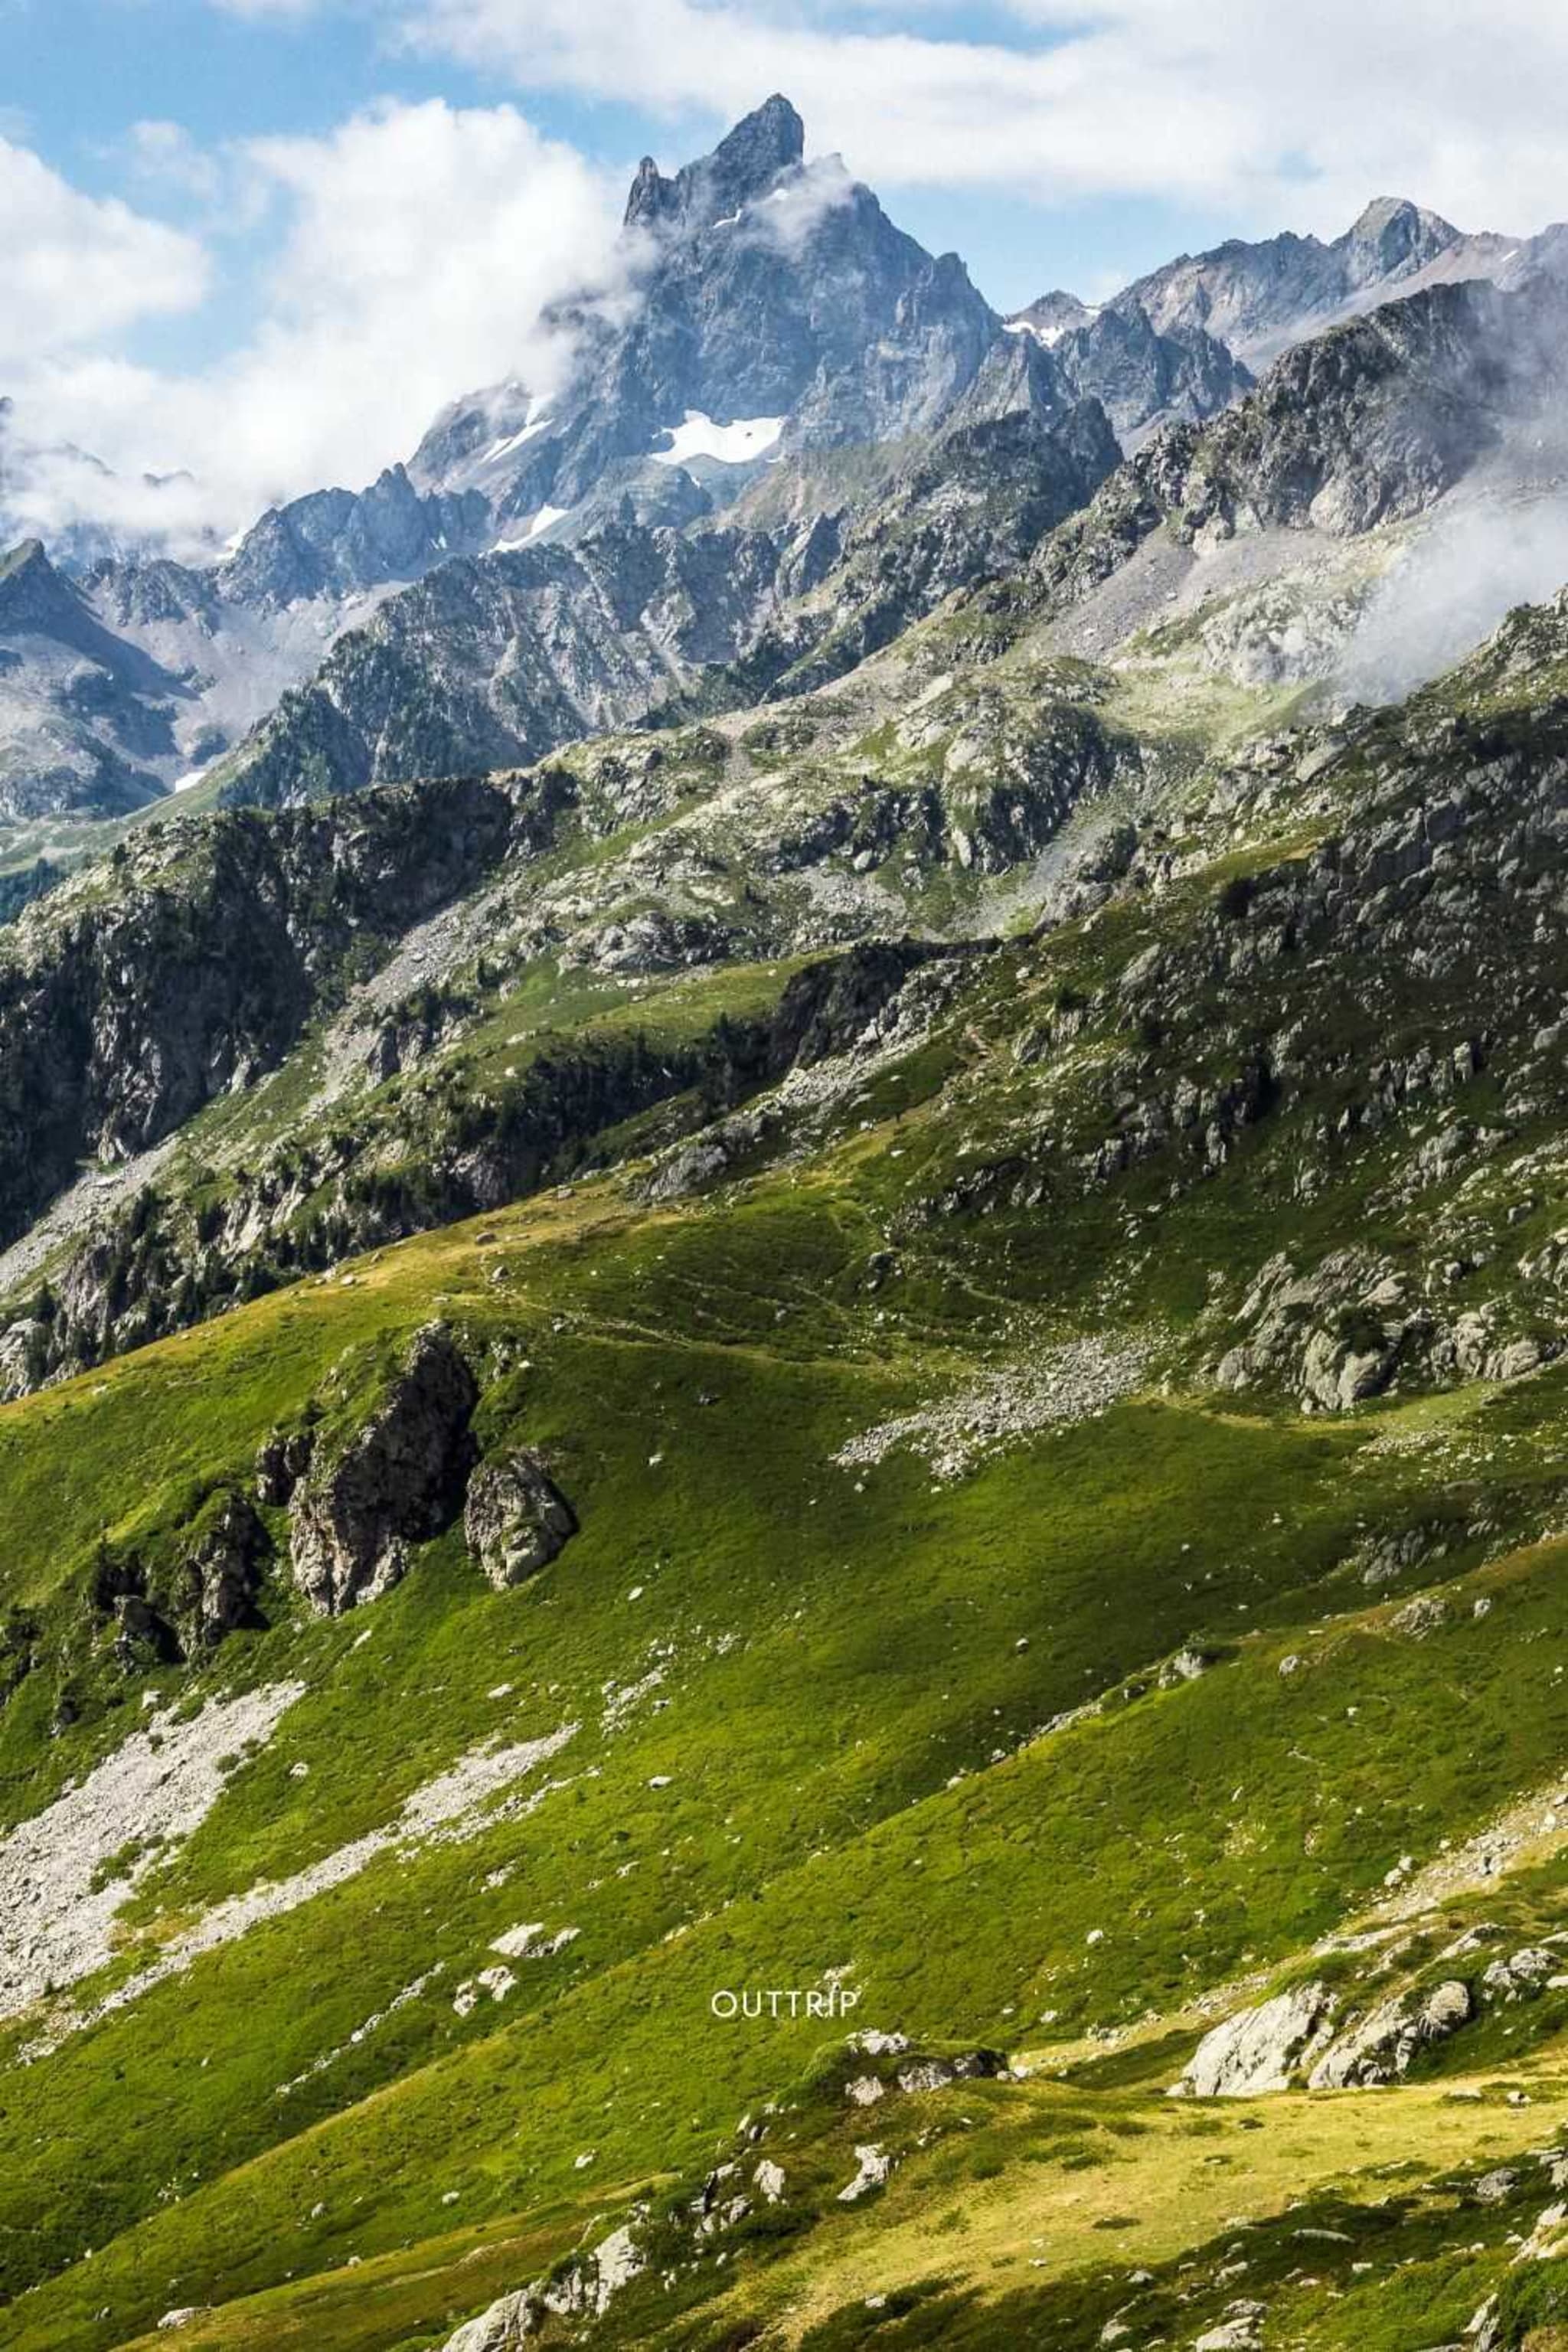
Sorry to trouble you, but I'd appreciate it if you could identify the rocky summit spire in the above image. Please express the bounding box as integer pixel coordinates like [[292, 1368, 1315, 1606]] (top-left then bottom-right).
[[623, 95, 806, 234], [623, 155, 675, 231], [1339, 197, 1459, 285], [707, 94, 805, 201]]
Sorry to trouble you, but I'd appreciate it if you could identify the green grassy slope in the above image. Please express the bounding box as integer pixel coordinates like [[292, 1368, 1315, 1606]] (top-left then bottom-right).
[[2, 602, 1567, 2350]]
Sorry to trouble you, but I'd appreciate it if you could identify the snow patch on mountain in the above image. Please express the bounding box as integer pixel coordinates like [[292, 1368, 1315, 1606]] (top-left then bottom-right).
[[483, 414, 554, 466], [497, 505, 570, 550], [1004, 311, 1101, 350], [652, 412, 785, 468]]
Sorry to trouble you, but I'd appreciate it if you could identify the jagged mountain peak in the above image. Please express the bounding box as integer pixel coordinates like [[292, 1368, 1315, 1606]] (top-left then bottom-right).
[[1106, 194, 1498, 368], [412, 97, 1002, 537], [1338, 194, 1461, 282], [624, 94, 807, 232], [1008, 289, 1102, 345], [0, 536, 81, 626]]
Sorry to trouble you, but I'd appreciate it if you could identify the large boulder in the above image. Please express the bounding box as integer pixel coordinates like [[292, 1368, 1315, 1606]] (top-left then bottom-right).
[[1481, 1946, 1557, 2002], [1174, 1982, 1334, 2097], [436, 2224, 645, 2350], [464, 1450, 577, 1589], [1308, 1978, 1472, 2088], [289, 1324, 478, 1615], [441, 2292, 537, 2352]]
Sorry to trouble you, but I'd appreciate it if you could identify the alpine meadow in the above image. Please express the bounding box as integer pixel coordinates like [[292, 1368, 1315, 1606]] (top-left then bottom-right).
[[3, 28, 1568, 2352]]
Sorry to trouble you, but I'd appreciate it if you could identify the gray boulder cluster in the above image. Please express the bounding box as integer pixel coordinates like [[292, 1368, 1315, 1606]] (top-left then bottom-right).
[[1175, 1971, 1481, 2097], [439, 2223, 646, 2350], [261, 1322, 577, 1617]]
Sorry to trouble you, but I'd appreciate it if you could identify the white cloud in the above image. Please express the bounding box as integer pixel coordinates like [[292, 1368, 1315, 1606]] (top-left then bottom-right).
[[0, 136, 210, 371], [123, 119, 227, 205], [5, 100, 622, 552], [407, 0, 1568, 237]]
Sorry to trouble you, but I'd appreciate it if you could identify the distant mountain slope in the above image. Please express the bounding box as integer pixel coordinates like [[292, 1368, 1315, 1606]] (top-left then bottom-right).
[[0, 100, 1029, 823], [212, 514, 835, 808], [1027, 273, 1568, 641], [662, 384, 1120, 715], [1108, 194, 1517, 365], [214, 466, 492, 612], [1004, 299, 1253, 446], [217, 384, 1119, 807], [0, 541, 192, 817]]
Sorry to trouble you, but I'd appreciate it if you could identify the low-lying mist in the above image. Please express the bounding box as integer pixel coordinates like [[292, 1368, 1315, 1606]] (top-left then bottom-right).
[[1335, 423, 1568, 707]]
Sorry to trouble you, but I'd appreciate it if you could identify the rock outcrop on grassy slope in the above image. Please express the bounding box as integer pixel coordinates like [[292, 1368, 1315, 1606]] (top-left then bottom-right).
[[1307, 1979, 1473, 2088], [1175, 1983, 1336, 2096], [289, 1322, 479, 1615], [178, 1492, 269, 1648], [463, 1451, 577, 1589]]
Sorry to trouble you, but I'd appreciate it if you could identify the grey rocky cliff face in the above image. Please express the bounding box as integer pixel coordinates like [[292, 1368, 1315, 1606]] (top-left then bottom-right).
[[289, 1324, 479, 1615], [217, 466, 492, 613], [463, 1452, 577, 1589], [0, 771, 521, 1248], [1109, 196, 1472, 367], [0, 540, 194, 818], [220, 517, 830, 808], [1004, 303, 1253, 446], [180, 1494, 268, 1649]]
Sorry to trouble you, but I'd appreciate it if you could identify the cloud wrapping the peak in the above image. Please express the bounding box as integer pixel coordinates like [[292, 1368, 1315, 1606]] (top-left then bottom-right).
[[6, 100, 623, 553]]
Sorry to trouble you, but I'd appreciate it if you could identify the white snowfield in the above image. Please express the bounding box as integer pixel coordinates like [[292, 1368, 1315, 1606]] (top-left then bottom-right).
[[1003, 309, 1101, 349], [651, 411, 786, 468], [482, 413, 554, 466], [496, 504, 570, 550]]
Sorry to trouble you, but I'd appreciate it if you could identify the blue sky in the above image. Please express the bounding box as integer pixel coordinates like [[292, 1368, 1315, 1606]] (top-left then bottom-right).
[[6, 0, 1255, 354], [3, 0, 1562, 537]]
